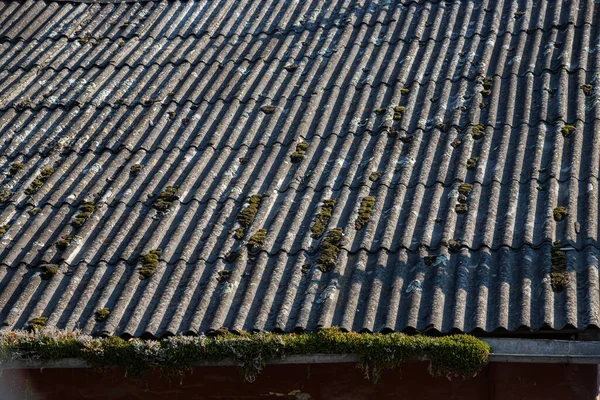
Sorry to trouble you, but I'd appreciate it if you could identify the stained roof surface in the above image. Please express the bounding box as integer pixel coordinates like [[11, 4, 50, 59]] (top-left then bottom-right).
[[0, 0, 599, 337]]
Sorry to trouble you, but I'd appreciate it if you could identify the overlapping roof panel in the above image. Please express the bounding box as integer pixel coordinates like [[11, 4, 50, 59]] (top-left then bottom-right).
[[0, 0, 599, 337]]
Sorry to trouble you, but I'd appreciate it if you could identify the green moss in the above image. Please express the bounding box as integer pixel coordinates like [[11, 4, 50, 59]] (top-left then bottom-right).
[[9, 162, 23, 176], [0, 189, 11, 203], [553, 206, 568, 222], [239, 157, 249, 165], [447, 239, 461, 253], [139, 249, 162, 280], [247, 229, 267, 253], [72, 201, 98, 227], [167, 111, 176, 120], [28, 207, 41, 216], [471, 124, 485, 140], [479, 102, 487, 110], [455, 203, 468, 214], [451, 138, 462, 148], [551, 242, 568, 292], [369, 171, 383, 182], [0, 328, 491, 382], [401, 87, 410, 95], [235, 194, 265, 239], [458, 183, 473, 196], [581, 84, 593, 96], [57, 235, 74, 250], [27, 317, 47, 331], [561, 125, 575, 138], [217, 270, 231, 282], [24, 168, 55, 195], [284, 64, 299, 72], [0, 224, 9, 237], [261, 105, 276, 114], [291, 141, 309, 163], [311, 199, 336, 239], [15, 98, 33, 111], [545, 87, 557, 95], [466, 157, 478, 169], [375, 108, 386, 115], [40, 264, 58, 280], [95, 308, 111, 322], [481, 89, 491, 97], [482, 77, 493, 90], [317, 228, 344, 272], [118, 39, 126, 47], [355, 196, 376, 230], [154, 186, 180, 213], [130, 164, 143, 174], [394, 106, 405, 113]]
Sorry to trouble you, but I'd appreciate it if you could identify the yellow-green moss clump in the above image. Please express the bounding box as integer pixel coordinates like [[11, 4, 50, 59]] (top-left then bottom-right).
[[317, 228, 344, 272], [27, 317, 47, 331], [369, 171, 383, 182], [311, 199, 336, 239], [401, 87, 410, 95], [9, 162, 23, 176], [0, 189, 11, 203], [235, 194, 265, 239], [0, 328, 491, 383], [247, 229, 267, 253], [24, 168, 55, 195], [393, 106, 405, 120], [290, 141, 309, 163], [561, 125, 575, 138], [139, 249, 162, 280], [455, 203, 468, 214], [154, 186, 180, 213], [40, 264, 58, 280], [466, 157, 478, 169], [261, 105, 276, 114], [581, 84, 593, 96], [355, 196, 376, 231], [130, 164, 143, 174], [553, 206, 568, 222], [57, 235, 74, 249], [551, 241, 568, 292], [95, 308, 111, 322], [471, 124, 485, 140], [73, 201, 98, 227], [481, 77, 492, 97], [0, 224, 9, 237]]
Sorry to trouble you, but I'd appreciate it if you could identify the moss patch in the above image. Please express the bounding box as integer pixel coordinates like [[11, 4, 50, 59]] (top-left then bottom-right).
[[551, 242, 568, 292], [235, 194, 265, 239], [581, 84, 593, 96], [139, 249, 162, 280], [401, 87, 410, 95], [261, 105, 276, 114], [0, 189, 11, 203], [369, 171, 383, 182], [0, 328, 491, 382], [57, 235, 74, 250], [317, 228, 344, 272], [355, 196, 376, 231], [553, 206, 568, 222], [247, 229, 267, 253], [458, 183, 473, 196], [291, 141, 309, 163], [217, 270, 231, 282], [40, 264, 58, 280], [471, 124, 485, 140], [561, 125, 575, 138], [455, 203, 468, 214], [154, 186, 180, 213], [448, 239, 461, 253], [375, 108, 386, 115], [393, 106, 405, 120], [73, 201, 98, 227], [95, 308, 111, 322], [0, 224, 9, 237], [9, 162, 23, 176], [466, 157, 478, 169], [24, 168, 55, 195], [311, 199, 336, 239], [451, 138, 462, 148], [239, 157, 249, 165], [130, 164, 143, 174], [27, 317, 47, 331]]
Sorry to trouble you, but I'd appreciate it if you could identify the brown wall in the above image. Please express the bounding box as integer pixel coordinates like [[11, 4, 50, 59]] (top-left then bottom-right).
[[0, 361, 598, 400]]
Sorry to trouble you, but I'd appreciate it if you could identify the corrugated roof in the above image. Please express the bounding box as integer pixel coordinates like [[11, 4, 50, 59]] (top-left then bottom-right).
[[0, 0, 599, 337]]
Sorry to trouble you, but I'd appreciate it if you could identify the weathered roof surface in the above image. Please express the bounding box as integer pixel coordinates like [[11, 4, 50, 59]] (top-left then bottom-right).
[[0, 0, 599, 337]]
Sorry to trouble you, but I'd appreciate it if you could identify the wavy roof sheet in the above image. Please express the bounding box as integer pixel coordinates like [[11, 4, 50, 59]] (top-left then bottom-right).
[[0, 0, 599, 337]]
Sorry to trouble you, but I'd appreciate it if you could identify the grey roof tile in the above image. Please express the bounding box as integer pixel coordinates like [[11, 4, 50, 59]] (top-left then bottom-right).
[[1, 0, 600, 336]]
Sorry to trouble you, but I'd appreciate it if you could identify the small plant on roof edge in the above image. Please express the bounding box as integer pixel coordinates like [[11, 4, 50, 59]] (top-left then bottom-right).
[[235, 194, 265, 239], [73, 201, 98, 227], [355, 196, 376, 231], [24, 168, 55, 195], [247, 229, 267, 253], [553, 206, 568, 222], [317, 228, 344, 272], [27, 317, 47, 331], [154, 186, 180, 213], [311, 199, 336, 239], [9, 162, 23, 176], [551, 241, 568, 292], [95, 308, 111, 322], [290, 141, 309, 163], [139, 249, 162, 280], [0, 224, 9, 237]]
